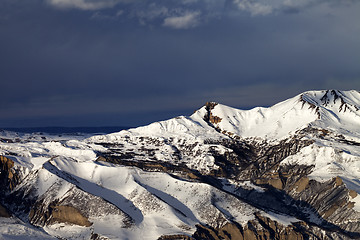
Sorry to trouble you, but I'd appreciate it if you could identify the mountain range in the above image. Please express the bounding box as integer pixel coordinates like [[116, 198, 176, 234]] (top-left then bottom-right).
[[1, 89, 360, 239]]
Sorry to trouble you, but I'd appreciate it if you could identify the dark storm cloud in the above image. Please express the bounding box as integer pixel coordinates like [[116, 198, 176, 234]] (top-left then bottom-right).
[[0, 0, 360, 127]]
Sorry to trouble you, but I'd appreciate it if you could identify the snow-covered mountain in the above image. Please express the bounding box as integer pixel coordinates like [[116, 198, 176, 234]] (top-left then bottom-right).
[[1, 90, 360, 239]]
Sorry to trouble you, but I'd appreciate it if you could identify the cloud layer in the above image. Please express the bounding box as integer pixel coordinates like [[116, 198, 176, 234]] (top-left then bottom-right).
[[163, 11, 201, 29], [44, 0, 358, 29], [233, 0, 272, 16], [46, 0, 122, 10]]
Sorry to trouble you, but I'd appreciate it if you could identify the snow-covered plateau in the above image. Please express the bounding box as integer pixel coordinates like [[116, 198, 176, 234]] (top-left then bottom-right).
[[1, 89, 360, 239]]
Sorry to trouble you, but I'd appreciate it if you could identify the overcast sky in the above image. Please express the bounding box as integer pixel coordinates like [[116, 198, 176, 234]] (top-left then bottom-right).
[[1, 0, 360, 128]]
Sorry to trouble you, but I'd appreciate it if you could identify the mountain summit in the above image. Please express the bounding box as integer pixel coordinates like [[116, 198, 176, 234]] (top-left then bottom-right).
[[1, 90, 360, 239], [190, 89, 360, 139], [91, 89, 360, 141]]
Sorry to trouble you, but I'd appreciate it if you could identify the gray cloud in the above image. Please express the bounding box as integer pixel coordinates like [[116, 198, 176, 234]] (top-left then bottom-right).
[[233, 0, 273, 16], [43, 0, 359, 29], [163, 11, 201, 29], [45, 0, 123, 10]]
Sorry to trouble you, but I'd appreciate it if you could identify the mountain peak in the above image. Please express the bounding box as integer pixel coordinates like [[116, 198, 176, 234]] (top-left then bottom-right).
[[203, 102, 222, 125], [191, 90, 360, 139], [320, 89, 344, 105], [204, 101, 219, 109], [300, 89, 360, 113], [91, 90, 360, 142]]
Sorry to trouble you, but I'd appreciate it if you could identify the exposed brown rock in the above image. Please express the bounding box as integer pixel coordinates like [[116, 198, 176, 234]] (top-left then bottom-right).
[[335, 176, 343, 186], [187, 172, 200, 180], [0, 156, 14, 169], [322, 198, 347, 219], [0, 156, 17, 191], [220, 222, 244, 240], [193, 224, 220, 240], [96, 156, 107, 162], [292, 177, 309, 192], [158, 234, 194, 240], [0, 203, 11, 218], [255, 172, 284, 190], [205, 102, 218, 111], [347, 202, 355, 209], [192, 214, 307, 240], [91, 232, 109, 240], [349, 190, 358, 199], [254, 213, 305, 240], [204, 102, 222, 125], [193, 223, 244, 240], [268, 178, 284, 190], [221, 130, 234, 136], [29, 200, 92, 227], [209, 115, 222, 124], [50, 205, 92, 227], [242, 227, 258, 240]]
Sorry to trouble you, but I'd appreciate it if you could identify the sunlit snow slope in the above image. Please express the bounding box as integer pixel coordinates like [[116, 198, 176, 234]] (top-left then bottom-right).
[[190, 89, 360, 139]]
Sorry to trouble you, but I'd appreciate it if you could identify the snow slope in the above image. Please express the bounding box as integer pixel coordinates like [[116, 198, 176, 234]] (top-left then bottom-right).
[[89, 90, 360, 142], [191, 89, 360, 139], [0, 217, 55, 240], [45, 157, 259, 239]]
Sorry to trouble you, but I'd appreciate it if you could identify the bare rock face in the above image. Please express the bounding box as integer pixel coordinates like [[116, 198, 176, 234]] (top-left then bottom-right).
[[0, 155, 24, 218], [27, 183, 133, 228], [29, 199, 92, 227], [90, 232, 110, 240], [48, 204, 92, 227], [0, 203, 11, 218], [158, 235, 194, 240], [192, 218, 307, 240], [192, 213, 353, 240], [204, 102, 222, 125], [0, 156, 21, 192]]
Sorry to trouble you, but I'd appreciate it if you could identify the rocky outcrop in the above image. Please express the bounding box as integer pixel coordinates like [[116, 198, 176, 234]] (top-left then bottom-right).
[[158, 234, 194, 240], [30, 201, 92, 227], [200, 136, 314, 180], [0, 203, 11, 218], [50, 205, 92, 226], [192, 212, 354, 240], [0, 155, 24, 218], [28, 184, 133, 228], [29, 198, 92, 227], [204, 102, 222, 125], [287, 177, 360, 235], [192, 217, 308, 240], [0, 156, 22, 193], [90, 232, 110, 240]]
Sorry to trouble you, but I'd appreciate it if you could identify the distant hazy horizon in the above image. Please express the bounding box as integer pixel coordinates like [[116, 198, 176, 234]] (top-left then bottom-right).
[[1, 126, 131, 134]]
